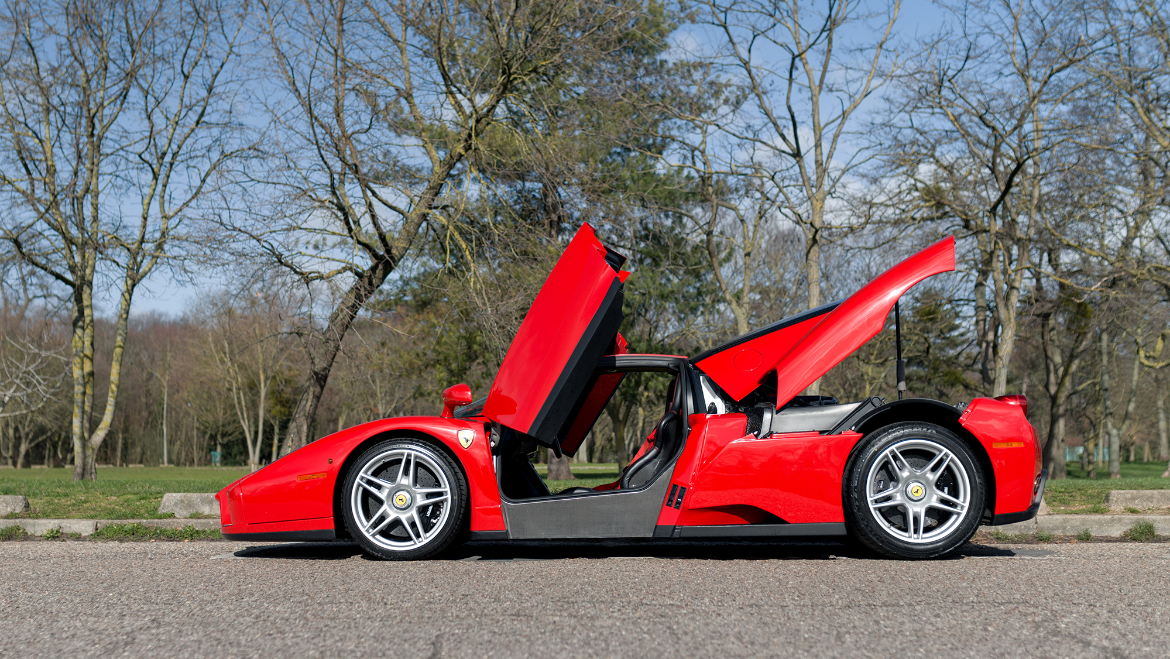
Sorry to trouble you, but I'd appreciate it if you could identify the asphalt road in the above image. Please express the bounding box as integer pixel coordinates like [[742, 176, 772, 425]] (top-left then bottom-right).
[[2, 539, 1168, 659]]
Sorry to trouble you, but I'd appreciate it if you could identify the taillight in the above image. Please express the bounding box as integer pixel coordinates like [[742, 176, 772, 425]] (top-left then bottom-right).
[[994, 394, 1027, 417]]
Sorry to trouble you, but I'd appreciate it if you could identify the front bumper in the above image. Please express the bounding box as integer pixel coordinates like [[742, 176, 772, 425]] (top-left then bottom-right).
[[988, 468, 1047, 526]]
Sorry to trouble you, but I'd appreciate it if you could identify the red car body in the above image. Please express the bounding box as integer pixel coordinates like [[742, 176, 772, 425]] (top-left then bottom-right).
[[217, 225, 1045, 550]]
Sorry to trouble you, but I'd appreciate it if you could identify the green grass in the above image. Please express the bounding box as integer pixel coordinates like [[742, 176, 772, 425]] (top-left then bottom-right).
[[0, 466, 249, 519], [90, 522, 221, 541], [1123, 521, 1158, 542], [532, 463, 620, 494], [1043, 461, 1170, 514], [0, 524, 28, 541]]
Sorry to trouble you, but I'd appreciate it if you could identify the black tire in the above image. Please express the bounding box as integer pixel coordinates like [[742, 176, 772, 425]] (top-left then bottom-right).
[[341, 438, 468, 560], [844, 422, 985, 559]]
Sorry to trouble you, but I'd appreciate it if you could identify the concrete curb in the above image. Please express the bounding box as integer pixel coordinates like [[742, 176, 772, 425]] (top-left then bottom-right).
[[1, 518, 220, 537], [1103, 490, 1170, 512], [992, 514, 1170, 537], [159, 493, 218, 518], [0, 495, 29, 516]]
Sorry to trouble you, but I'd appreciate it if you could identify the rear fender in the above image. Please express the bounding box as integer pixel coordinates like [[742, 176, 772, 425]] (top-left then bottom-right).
[[848, 399, 997, 522]]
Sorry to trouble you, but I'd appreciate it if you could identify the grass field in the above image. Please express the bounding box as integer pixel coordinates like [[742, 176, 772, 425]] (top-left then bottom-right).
[[534, 463, 620, 494], [1044, 461, 1170, 514], [0, 467, 250, 519], [2, 460, 1166, 519]]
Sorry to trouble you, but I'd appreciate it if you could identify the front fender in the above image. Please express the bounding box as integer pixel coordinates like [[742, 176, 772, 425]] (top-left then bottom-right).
[[217, 416, 504, 538]]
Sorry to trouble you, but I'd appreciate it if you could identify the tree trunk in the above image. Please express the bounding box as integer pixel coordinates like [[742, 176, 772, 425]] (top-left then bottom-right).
[[271, 418, 281, 464], [1158, 383, 1168, 462], [1100, 330, 1122, 478], [547, 453, 575, 480], [162, 376, 169, 467], [283, 260, 396, 454]]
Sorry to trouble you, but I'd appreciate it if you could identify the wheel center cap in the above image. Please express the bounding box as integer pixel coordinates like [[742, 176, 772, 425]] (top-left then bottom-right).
[[906, 482, 927, 502], [392, 490, 412, 510]]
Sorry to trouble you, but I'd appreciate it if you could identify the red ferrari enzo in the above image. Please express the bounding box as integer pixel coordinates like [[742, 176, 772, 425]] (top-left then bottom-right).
[[217, 224, 1045, 560]]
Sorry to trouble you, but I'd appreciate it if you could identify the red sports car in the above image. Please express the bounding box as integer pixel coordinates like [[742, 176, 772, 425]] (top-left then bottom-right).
[[216, 225, 1045, 560]]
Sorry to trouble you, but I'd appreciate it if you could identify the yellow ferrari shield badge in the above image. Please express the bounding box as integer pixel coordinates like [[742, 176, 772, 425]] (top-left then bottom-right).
[[909, 484, 924, 499], [458, 429, 474, 449], [394, 493, 408, 507]]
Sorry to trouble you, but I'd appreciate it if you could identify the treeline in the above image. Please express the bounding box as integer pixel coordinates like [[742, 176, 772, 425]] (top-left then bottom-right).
[[0, 0, 1167, 479]]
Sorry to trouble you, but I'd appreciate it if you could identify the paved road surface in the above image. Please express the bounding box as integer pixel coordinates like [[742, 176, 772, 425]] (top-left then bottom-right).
[[2, 539, 1167, 658]]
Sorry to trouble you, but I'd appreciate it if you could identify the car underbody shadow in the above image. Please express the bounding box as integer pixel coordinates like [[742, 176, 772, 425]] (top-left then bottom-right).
[[223, 539, 1034, 562], [230, 542, 365, 560]]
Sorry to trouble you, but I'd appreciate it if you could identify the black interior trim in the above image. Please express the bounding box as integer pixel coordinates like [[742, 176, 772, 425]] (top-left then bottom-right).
[[453, 396, 487, 419], [691, 300, 841, 363], [603, 246, 627, 271]]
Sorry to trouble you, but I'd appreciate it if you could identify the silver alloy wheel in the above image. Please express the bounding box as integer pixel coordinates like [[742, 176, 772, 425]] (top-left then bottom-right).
[[865, 438, 971, 544], [350, 447, 452, 552]]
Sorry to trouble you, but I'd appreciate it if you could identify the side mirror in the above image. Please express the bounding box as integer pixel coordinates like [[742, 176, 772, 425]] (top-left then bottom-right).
[[441, 383, 473, 418]]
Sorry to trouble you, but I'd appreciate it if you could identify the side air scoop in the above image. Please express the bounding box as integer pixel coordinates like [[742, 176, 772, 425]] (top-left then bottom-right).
[[694, 236, 956, 403]]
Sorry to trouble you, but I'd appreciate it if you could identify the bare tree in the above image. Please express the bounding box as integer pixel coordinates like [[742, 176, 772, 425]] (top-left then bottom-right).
[[698, 0, 900, 317], [0, 337, 63, 419], [241, 0, 658, 452], [203, 288, 293, 470], [0, 0, 250, 479], [885, 0, 1091, 397]]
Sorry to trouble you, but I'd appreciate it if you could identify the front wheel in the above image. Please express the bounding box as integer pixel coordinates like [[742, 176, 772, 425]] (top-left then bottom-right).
[[844, 423, 986, 559], [342, 439, 468, 560]]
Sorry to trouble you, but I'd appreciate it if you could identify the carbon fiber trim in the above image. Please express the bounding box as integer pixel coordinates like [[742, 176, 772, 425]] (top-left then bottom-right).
[[677, 523, 846, 538], [221, 529, 336, 542], [500, 461, 675, 539]]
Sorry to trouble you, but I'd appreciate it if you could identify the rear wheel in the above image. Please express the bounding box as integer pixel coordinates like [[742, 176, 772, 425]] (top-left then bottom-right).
[[844, 423, 985, 559], [342, 439, 468, 560]]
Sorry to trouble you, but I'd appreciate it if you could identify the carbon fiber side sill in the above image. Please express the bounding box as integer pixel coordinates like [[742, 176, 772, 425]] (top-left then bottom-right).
[[468, 531, 509, 541], [653, 525, 674, 538], [221, 529, 336, 542], [677, 523, 846, 538]]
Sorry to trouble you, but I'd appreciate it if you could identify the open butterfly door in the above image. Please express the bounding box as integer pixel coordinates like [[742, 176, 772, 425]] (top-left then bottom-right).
[[483, 224, 629, 446]]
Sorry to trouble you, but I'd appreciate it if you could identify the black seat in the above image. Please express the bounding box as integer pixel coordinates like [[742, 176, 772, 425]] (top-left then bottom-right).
[[621, 411, 680, 490]]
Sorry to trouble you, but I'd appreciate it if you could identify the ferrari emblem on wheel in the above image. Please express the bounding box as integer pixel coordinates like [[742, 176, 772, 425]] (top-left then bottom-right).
[[908, 483, 925, 500]]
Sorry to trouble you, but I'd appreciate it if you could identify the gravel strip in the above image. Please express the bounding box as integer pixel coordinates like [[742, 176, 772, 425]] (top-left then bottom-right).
[[2, 539, 1167, 658]]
